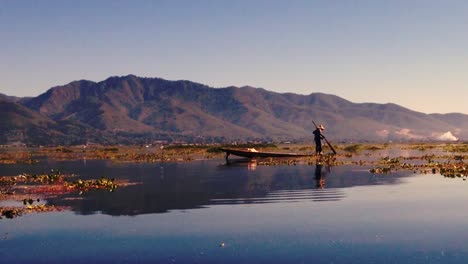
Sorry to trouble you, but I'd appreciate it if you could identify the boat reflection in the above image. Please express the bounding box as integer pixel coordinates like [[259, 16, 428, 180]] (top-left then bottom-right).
[[248, 160, 257, 171]]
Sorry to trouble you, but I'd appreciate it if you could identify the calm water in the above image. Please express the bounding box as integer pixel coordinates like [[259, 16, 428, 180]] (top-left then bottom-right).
[[1, 158, 468, 263]]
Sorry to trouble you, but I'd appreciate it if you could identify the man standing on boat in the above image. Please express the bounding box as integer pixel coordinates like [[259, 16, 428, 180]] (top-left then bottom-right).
[[313, 124, 325, 155]]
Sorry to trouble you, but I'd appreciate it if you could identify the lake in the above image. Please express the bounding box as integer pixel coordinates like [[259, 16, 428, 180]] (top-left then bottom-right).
[[1, 158, 468, 263]]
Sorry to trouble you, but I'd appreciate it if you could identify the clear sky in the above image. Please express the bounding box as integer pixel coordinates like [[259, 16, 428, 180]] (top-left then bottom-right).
[[1, 0, 468, 114]]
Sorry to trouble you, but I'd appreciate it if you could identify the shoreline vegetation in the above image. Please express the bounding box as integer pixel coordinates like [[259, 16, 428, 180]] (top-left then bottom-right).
[[1, 142, 467, 219]]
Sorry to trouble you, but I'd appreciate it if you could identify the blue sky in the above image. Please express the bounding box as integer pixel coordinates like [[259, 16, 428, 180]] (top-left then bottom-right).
[[1, 0, 468, 114]]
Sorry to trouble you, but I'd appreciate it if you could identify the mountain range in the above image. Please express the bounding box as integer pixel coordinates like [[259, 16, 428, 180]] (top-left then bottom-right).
[[1, 74, 466, 145]]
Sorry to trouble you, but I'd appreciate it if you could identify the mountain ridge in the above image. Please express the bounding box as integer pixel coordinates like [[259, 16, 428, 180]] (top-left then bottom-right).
[[1, 75, 466, 145]]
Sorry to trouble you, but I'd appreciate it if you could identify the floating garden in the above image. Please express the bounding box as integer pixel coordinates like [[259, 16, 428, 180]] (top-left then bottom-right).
[[0, 169, 122, 219]]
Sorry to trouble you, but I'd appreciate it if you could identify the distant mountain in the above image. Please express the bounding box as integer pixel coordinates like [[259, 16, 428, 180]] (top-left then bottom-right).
[[2, 75, 466, 145], [0, 98, 57, 144], [0, 93, 26, 103], [0, 98, 107, 145]]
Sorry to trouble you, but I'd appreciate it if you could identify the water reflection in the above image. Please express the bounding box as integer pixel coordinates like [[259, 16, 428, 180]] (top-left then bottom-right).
[[37, 159, 409, 216], [247, 160, 257, 171], [315, 163, 326, 189]]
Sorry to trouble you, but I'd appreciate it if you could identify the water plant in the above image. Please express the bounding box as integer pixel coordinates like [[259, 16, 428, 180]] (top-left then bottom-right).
[[421, 154, 436, 164], [1, 204, 61, 219], [365, 145, 384, 151], [379, 156, 401, 165], [0, 151, 38, 164], [437, 162, 467, 178], [65, 177, 118, 192], [408, 144, 437, 151], [1, 169, 122, 220], [444, 143, 468, 153]]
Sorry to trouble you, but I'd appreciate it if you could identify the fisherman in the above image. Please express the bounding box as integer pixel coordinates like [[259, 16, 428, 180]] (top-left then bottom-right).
[[313, 124, 325, 155]]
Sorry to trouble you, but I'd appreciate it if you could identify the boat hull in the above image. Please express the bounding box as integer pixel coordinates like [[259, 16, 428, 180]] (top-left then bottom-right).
[[220, 148, 311, 158]]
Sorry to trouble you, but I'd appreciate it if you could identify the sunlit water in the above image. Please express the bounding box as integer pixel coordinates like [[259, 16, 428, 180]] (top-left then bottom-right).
[[1, 158, 468, 263]]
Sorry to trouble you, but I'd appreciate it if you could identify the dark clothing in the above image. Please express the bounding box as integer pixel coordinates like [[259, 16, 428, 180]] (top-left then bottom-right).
[[313, 128, 324, 154]]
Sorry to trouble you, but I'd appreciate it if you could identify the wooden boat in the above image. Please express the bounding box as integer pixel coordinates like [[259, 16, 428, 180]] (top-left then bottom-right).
[[220, 148, 312, 162]]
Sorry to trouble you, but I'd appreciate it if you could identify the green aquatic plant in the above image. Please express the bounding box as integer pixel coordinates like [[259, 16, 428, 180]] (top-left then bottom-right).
[[298, 146, 312, 151], [33, 170, 61, 183], [2, 169, 65, 185], [365, 146, 381, 151], [0, 151, 39, 164], [444, 143, 468, 153], [66, 176, 118, 192], [370, 156, 406, 174], [408, 144, 438, 151], [437, 163, 467, 178], [421, 154, 436, 164], [1, 204, 61, 220], [1, 171, 121, 220], [379, 156, 401, 165]]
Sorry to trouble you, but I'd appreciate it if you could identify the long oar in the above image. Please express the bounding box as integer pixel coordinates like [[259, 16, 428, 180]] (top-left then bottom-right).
[[312, 120, 337, 155]]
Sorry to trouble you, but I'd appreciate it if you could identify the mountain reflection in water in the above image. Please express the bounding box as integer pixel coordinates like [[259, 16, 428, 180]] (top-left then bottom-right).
[[42, 159, 408, 216]]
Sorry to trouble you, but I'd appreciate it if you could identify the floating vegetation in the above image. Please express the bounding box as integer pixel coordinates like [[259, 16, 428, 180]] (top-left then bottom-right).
[[370, 156, 400, 174], [0, 151, 38, 164], [0, 170, 64, 198], [1, 204, 62, 219], [65, 177, 118, 193], [364, 145, 385, 151], [379, 156, 401, 165], [421, 154, 436, 164], [298, 146, 312, 152], [444, 143, 468, 153], [437, 163, 467, 179], [343, 144, 386, 153], [0, 169, 123, 220], [408, 144, 438, 151], [16, 169, 64, 184], [366, 150, 468, 178], [1, 207, 23, 219], [1, 172, 119, 194]]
